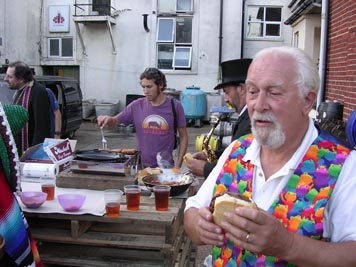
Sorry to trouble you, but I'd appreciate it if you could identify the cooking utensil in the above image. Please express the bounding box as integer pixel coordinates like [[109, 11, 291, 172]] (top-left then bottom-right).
[[74, 149, 128, 162], [100, 128, 108, 149], [142, 172, 194, 196]]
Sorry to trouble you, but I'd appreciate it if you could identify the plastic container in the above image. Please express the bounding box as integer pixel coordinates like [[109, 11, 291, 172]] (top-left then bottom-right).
[[317, 101, 343, 121], [95, 99, 120, 116], [82, 99, 96, 119], [180, 86, 207, 119]]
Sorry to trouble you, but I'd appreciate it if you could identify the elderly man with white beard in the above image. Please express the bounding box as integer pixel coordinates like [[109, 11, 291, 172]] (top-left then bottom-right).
[[184, 46, 356, 267]]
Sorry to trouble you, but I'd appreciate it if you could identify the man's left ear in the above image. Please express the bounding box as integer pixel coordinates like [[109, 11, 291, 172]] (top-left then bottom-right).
[[302, 91, 317, 116]]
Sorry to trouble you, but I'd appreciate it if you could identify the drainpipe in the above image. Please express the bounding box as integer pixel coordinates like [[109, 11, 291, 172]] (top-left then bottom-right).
[[317, 0, 329, 107], [240, 0, 246, 58], [218, 0, 223, 66]]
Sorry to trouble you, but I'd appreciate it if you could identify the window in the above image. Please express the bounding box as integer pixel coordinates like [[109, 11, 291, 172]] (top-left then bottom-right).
[[158, 0, 193, 13], [48, 37, 73, 58], [246, 6, 282, 38], [156, 17, 192, 70], [173, 47, 192, 68]]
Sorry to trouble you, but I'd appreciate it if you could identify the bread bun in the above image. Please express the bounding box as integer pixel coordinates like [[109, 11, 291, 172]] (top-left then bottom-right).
[[211, 192, 257, 226], [183, 153, 194, 163]]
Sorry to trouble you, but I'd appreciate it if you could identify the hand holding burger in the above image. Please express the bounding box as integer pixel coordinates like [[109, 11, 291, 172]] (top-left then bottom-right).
[[210, 192, 257, 226]]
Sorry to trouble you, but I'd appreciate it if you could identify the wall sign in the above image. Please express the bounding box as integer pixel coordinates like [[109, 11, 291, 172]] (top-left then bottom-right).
[[49, 5, 70, 32]]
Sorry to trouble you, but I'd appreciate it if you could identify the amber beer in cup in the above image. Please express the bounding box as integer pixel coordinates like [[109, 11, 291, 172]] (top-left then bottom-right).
[[124, 185, 141, 211], [40, 177, 55, 200], [104, 189, 123, 217], [153, 185, 171, 211]]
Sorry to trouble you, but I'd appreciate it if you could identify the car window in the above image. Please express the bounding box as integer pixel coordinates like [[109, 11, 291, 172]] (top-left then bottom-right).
[[62, 81, 82, 104]]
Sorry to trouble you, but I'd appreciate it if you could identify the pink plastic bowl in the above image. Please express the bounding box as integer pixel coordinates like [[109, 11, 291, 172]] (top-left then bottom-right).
[[58, 194, 86, 211], [20, 191, 47, 209]]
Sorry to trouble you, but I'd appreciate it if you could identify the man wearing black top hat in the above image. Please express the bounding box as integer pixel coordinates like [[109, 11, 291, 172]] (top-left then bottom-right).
[[186, 58, 252, 178]]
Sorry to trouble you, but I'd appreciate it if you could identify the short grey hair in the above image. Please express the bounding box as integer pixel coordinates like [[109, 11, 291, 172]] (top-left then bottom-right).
[[253, 46, 320, 97]]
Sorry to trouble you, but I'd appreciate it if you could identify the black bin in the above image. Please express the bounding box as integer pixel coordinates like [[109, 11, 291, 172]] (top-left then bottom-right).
[[126, 94, 144, 107], [317, 102, 344, 121]]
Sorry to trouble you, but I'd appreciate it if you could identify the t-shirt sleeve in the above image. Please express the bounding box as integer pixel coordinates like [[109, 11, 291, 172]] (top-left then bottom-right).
[[117, 102, 135, 125]]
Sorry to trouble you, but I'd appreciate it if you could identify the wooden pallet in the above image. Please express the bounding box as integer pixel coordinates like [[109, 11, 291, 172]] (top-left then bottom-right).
[[26, 194, 194, 267]]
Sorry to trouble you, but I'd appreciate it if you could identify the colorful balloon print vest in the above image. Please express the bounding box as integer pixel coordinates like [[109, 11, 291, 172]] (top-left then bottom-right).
[[212, 133, 350, 267]]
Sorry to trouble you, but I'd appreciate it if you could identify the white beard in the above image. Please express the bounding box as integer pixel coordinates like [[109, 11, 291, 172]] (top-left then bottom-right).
[[251, 112, 285, 149]]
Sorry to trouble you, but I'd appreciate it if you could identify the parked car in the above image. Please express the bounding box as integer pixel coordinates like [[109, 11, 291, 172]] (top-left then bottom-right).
[[0, 74, 83, 139]]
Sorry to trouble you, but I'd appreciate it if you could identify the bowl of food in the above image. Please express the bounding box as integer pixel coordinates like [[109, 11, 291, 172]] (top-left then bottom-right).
[[20, 191, 47, 209], [58, 194, 86, 212], [142, 172, 194, 196]]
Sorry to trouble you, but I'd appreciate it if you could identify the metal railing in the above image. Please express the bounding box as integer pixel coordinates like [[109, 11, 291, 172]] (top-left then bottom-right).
[[73, 0, 116, 17]]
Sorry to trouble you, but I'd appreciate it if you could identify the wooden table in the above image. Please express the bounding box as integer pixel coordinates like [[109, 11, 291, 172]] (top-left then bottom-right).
[[25, 193, 195, 266]]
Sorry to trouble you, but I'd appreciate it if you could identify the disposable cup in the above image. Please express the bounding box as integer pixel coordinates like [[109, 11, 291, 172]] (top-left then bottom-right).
[[153, 185, 171, 211], [124, 185, 141, 211], [40, 177, 56, 201], [104, 189, 123, 217]]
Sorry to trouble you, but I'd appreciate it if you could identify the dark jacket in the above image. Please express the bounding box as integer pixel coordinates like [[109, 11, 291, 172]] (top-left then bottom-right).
[[203, 108, 251, 178], [13, 81, 51, 155]]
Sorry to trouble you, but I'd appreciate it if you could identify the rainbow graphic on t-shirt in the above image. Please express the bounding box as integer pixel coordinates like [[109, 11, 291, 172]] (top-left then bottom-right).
[[142, 115, 169, 135]]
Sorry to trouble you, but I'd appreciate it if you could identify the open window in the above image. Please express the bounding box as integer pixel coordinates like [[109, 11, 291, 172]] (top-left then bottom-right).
[[156, 17, 192, 70]]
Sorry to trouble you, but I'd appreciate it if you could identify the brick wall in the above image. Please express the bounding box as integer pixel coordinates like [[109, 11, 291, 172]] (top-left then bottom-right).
[[326, 0, 356, 120]]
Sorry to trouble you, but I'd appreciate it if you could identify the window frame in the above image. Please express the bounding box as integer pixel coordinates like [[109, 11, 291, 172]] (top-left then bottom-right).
[[157, 18, 175, 43], [48, 37, 73, 58], [245, 5, 282, 40], [158, 0, 193, 14], [172, 46, 192, 68], [156, 16, 193, 70]]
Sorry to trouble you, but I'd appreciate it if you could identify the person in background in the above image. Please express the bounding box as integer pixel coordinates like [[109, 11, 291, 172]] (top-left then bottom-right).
[[184, 46, 356, 266], [186, 59, 252, 178], [0, 103, 42, 267], [46, 88, 62, 139], [4, 61, 50, 155], [97, 67, 188, 168]]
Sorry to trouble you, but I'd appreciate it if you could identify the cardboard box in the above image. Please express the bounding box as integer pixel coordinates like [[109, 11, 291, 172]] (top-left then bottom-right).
[[20, 138, 77, 182]]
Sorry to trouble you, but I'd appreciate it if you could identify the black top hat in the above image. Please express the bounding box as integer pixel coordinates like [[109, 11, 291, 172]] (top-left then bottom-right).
[[214, 58, 252, 90]]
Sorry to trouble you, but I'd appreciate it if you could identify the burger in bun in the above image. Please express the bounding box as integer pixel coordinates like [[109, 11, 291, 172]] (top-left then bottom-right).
[[183, 153, 194, 163], [210, 192, 257, 226]]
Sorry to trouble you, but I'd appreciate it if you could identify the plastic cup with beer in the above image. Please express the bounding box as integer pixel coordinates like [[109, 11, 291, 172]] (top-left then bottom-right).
[[104, 189, 123, 217], [152, 185, 171, 211], [40, 177, 56, 201], [123, 185, 141, 211]]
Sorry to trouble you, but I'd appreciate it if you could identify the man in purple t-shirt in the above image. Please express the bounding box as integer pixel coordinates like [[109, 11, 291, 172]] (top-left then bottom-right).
[[97, 68, 188, 168]]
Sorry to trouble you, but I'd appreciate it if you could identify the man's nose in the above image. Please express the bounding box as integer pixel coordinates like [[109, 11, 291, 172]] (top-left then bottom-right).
[[254, 92, 268, 112]]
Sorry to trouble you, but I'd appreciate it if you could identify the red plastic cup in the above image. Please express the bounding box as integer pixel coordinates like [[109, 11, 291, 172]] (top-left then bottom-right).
[[153, 185, 171, 211], [124, 185, 141, 211], [104, 189, 123, 217]]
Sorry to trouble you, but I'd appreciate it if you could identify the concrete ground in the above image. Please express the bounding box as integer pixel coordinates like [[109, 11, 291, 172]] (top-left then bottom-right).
[[74, 120, 213, 266]]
